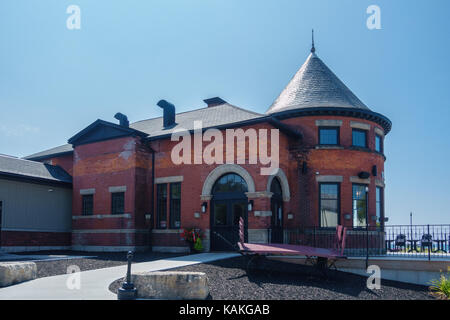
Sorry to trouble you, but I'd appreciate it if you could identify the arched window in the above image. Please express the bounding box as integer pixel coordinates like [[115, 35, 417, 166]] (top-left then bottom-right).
[[212, 173, 248, 194]]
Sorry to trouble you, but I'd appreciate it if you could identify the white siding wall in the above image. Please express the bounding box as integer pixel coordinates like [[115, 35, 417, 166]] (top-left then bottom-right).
[[0, 179, 72, 232]]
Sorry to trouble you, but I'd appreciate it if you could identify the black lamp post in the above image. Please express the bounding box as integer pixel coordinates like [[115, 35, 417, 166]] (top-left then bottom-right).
[[117, 251, 137, 300], [365, 186, 369, 269]]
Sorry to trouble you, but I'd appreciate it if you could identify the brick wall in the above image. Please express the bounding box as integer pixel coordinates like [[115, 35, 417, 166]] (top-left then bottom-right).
[[283, 115, 386, 228], [71, 136, 151, 250], [48, 153, 74, 176], [149, 122, 292, 234], [21, 113, 387, 252], [0, 230, 71, 247]]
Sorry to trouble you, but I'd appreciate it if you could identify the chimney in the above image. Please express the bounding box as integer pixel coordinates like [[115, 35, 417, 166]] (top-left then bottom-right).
[[114, 112, 129, 127], [203, 97, 227, 108], [157, 100, 176, 128]]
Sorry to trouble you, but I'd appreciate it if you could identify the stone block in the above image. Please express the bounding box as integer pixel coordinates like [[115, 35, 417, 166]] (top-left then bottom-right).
[[131, 271, 209, 299], [0, 262, 37, 287]]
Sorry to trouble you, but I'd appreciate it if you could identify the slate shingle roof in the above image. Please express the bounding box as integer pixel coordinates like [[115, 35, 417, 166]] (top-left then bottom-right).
[[266, 52, 370, 115], [131, 103, 264, 138], [0, 155, 72, 184], [24, 144, 74, 160], [24, 102, 264, 160]]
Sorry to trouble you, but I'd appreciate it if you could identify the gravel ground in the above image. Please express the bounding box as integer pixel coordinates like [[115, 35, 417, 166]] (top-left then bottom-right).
[[110, 256, 435, 300], [12, 250, 183, 279]]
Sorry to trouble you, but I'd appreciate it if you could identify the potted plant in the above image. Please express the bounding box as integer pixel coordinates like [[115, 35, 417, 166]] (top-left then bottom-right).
[[181, 228, 204, 253]]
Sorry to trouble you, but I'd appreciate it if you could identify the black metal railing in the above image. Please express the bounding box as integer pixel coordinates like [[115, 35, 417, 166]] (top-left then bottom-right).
[[268, 224, 450, 261], [383, 224, 450, 259]]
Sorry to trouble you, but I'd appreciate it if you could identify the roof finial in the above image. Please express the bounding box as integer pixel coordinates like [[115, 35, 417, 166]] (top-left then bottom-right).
[[311, 29, 316, 53]]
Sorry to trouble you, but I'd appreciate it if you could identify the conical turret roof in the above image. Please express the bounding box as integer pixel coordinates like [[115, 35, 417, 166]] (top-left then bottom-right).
[[266, 52, 370, 115]]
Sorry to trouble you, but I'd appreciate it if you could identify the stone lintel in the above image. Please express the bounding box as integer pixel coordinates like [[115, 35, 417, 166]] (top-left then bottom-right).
[[350, 176, 371, 184], [316, 175, 344, 183], [350, 121, 371, 131], [155, 176, 184, 184], [315, 119, 343, 127], [108, 186, 127, 193], [80, 188, 95, 195]]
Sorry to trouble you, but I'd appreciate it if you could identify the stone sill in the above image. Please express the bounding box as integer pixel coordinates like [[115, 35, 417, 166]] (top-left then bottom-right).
[[152, 229, 184, 234], [315, 145, 344, 150], [72, 213, 132, 220]]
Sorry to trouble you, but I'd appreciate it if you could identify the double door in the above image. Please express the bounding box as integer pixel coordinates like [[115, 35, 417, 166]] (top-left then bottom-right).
[[211, 199, 248, 251]]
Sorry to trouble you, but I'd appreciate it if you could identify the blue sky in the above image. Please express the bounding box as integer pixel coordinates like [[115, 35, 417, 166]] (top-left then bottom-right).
[[1, 0, 449, 225]]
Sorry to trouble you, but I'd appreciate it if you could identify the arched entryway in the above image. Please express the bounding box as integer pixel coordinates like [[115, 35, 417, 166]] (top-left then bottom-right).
[[270, 178, 284, 243], [210, 173, 248, 251]]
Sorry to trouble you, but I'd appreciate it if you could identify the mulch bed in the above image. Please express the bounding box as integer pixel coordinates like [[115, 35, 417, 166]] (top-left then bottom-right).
[[13, 250, 182, 279], [110, 256, 436, 300]]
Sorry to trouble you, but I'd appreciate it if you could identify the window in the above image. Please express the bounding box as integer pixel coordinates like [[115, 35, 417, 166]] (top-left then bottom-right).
[[375, 134, 383, 153], [352, 129, 367, 148], [170, 183, 181, 229], [319, 183, 340, 228], [376, 187, 383, 226], [352, 185, 367, 227], [212, 174, 248, 194], [214, 203, 227, 226], [111, 192, 125, 215], [156, 184, 167, 229], [319, 127, 339, 145], [82, 195, 93, 216]]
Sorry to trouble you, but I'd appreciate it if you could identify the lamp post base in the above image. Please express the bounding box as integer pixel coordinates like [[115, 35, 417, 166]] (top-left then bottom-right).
[[117, 283, 137, 300]]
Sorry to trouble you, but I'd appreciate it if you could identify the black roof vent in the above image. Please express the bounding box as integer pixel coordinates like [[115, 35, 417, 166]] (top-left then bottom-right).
[[203, 97, 227, 108], [114, 112, 129, 127], [157, 100, 176, 129]]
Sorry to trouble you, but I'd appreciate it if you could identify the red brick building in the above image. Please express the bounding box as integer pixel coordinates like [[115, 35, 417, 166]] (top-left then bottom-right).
[[23, 46, 391, 253]]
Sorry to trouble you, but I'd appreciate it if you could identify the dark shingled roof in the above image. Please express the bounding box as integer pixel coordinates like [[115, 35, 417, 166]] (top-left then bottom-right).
[[0, 155, 72, 184], [24, 102, 264, 160], [131, 102, 264, 139], [267, 52, 370, 115], [23, 143, 74, 161]]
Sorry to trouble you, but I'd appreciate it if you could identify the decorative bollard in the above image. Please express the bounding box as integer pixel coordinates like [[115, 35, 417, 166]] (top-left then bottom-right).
[[117, 251, 137, 300]]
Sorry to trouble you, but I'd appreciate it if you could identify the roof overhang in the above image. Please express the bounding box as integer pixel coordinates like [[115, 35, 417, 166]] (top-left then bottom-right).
[[0, 171, 72, 188], [24, 150, 74, 161], [68, 119, 148, 147], [145, 116, 302, 142], [269, 107, 392, 134]]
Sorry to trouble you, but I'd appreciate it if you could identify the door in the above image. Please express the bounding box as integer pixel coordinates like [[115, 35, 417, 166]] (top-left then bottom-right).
[[270, 179, 284, 243], [211, 199, 248, 251], [270, 199, 283, 243], [209, 173, 249, 251]]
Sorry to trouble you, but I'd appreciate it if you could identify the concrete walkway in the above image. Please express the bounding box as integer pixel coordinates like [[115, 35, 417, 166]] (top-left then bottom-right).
[[0, 252, 239, 300]]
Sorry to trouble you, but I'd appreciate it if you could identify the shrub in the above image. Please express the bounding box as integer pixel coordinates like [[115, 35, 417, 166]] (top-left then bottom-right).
[[194, 237, 203, 251], [429, 268, 450, 300]]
